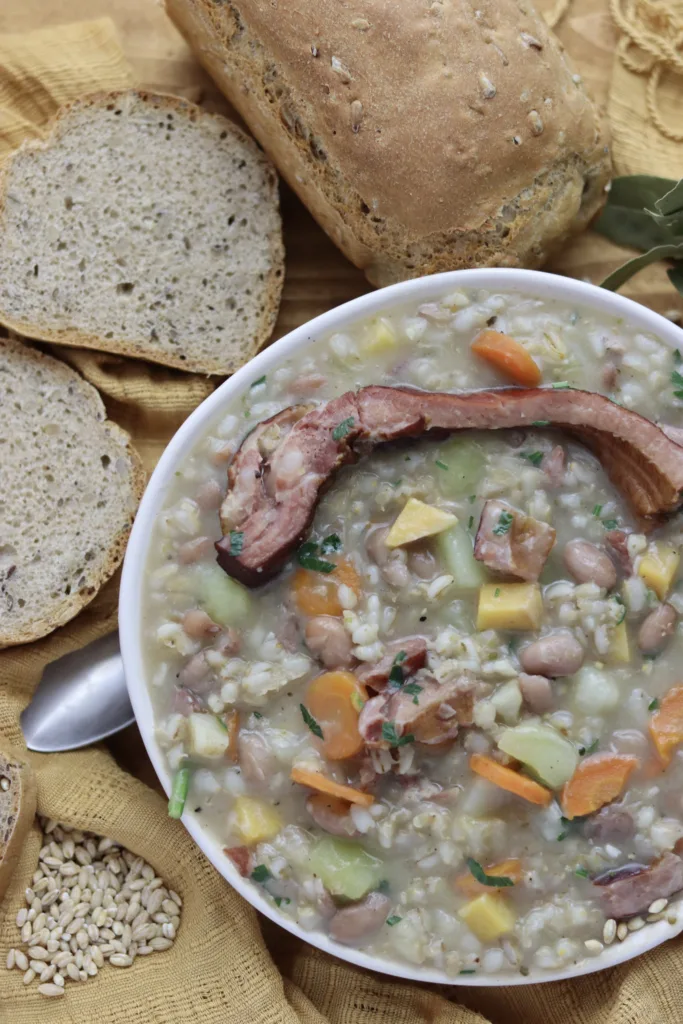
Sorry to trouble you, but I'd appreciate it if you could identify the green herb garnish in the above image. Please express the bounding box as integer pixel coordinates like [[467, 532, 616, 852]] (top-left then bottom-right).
[[557, 831, 568, 842], [251, 864, 272, 883], [602, 519, 619, 530], [388, 650, 407, 687], [575, 867, 590, 878], [494, 587, 501, 598], [300, 703, 324, 739], [253, 711, 263, 719], [493, 511, 514, 536], [592, 504, 603, 517], [386, 915, 402, 926], [402, 682, 423, 706], [614, 595, 627, 625], [459, 969, 477, 975], [594, 176, 683, 297], [228, 530, 244, 556], [297, 540, 336, 574], [168, 765, 190, 819], [320, 533, 342, 554], [466, 857, 514, 888], [250, 375, 266, 388], [469, 494, 476, 504], [520, 451, 544, 467], [377, 879, 390, 894], [532, 420, 550, 427], [672, 369, 683, 400], [675, 349, 682, 365], [583, 739, 600, 756], [332, 417, 355, 441], [551, 381, 571, 389], [468, 515, 474, 530], [435, 459, 449, 471], [649, 698, 660, 711], [274, 896, 291, 907], [381, 721, 414, 747]]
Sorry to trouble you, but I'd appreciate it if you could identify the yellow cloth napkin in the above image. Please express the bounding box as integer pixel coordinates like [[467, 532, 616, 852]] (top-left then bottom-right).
[[1, 15, 683, 1024]]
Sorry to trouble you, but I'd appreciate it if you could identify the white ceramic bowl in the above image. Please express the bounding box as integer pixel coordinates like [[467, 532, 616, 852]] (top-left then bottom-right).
[[120, 268, 683, 985]]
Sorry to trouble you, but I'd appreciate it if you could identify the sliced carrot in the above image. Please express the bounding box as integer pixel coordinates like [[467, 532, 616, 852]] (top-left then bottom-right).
[[649, 684, 683, 766], [471, 330, 542, 388], [222, 709, 240, 763], [453, 858, 523, 899], [292, 556, 361, 616], [290, 765, 374, 807], [307, 792, 353, 819], [561, 753, 639, 820], [470, 753, 552, 807], [306, 671, 368, 759]]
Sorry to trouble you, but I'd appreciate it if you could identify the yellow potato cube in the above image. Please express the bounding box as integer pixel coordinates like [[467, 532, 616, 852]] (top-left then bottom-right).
[[607, 621, 630, 664], [234, 796, 282, 846], [363, 317, 397, 354], [458, 892, 516, 942], [476, 583, 543, 631], [385, 498, 457, 548], [638, 545, 680, 600]]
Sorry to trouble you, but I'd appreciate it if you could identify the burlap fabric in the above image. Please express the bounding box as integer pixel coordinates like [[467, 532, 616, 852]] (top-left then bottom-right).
[[0, 10, 682, 1023]]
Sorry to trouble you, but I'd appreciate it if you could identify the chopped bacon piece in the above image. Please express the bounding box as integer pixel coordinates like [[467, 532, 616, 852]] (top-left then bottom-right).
[[355, 637, 427, 692], [224, 846, 252, 877], [474, 499, 556, 582]]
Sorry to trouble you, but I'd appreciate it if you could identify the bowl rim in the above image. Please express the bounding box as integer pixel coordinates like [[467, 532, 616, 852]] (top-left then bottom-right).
[[119, 267, 683, 986]]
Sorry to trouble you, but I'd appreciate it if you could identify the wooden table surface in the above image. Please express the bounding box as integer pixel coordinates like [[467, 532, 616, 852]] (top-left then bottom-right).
[[1, 0, 680, 791]]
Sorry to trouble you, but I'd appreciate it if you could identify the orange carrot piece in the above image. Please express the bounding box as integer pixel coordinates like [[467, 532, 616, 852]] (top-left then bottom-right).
[[649, 684, 683, 766], [471, 330, 542, 388], [561, 753, 639, 819], [453, 858, 523, 899], [223, 709, 240, 763], [292, 557, 361, 616], [306, 671, 368, 760], [470, 754, 552, 807], [307, 792, 353, 819], [290, 766, 374, 807]]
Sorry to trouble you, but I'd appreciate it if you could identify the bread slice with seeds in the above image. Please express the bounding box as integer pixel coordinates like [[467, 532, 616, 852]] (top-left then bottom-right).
[[0, 90, 284, 374], [0, 337, 145, 648], [0, 749, 37, 900]]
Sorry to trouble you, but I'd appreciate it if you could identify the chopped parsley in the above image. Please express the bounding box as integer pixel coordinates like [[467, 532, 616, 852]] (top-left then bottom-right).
[[320, 533, 342, 554], [253, 711, 263, 720], [602, 518, 619, 530], [675, 349, 682, 365], [494, 587, 501, 598], [273, 896, 291, 907], [520, 451, 544, 467], [388, 650, 407, 687], [614, 595, 627, 625], [402, 682, 423, 706], [381, 721, 414, 747], [377, 879, 391, 894], [435, 459, 449, 471], [300, 703, 324, 739], [493, 510, 514, 536], [672, 369, 683, 400], [469, 494, 476, 503], [468, 515, 474, 530], [228, 530, 244, 556], [582, 739, 600, 756], [575, 867, 590, 878], [250, 865, 272, 883], [557, 831, 568, 842], [332, 417, 355, 441], [592, 504, 603, 518], [532, 420, 550, 427], [459, 969, 477, 975], [250, 375, 267, 388], [297, 540, 336, 574], [649, 697, 660, 711], [386, 915, 402, 927], [551, 381, 571, 389], [466, 857, 514, 888]]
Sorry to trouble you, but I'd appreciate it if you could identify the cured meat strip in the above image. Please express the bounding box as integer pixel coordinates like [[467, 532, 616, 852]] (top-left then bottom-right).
[[216, 386, 683, 586], [355, 637, 428, 692], [474, 499, 556, 581]]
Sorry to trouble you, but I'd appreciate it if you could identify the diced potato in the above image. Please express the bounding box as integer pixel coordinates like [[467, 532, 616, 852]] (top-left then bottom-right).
[[607, 621, 630, 664], [458, 892, 516, 941], [194, 564, 253, 626], [498, 722, 579, 788], [638, 544, 680, 600], [234, 796, 282, 845], [308, 838, 384, 900], [573, 666, 620, 715], [363, 317, 397, 354], [436, 438, 484, 497], [490, 680, 523, 725], [476, 583, 543, 631], [187, 712, 231, 759], [436, 524, 486, 590], [385, 498, 457, 548]]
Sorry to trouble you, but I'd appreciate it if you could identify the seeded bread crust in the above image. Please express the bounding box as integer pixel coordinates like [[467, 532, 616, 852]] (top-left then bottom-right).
[[0, 90, 284, 374], [165, 0, 611, 286], [0, 337, 145, 648], [0, 749, 37, 901]]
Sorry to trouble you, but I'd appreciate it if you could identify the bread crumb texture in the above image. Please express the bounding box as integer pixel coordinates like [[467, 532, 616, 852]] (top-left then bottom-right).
[[0, 338, 145, 647], [0, 91, 284, 373]]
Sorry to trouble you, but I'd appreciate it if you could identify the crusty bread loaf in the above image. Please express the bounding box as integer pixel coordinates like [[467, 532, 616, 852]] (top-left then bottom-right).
[[0, 337, 145, 648], [165, 0, 611, 287], [0, 748, 37, 900], [0, 90, 284, 374]]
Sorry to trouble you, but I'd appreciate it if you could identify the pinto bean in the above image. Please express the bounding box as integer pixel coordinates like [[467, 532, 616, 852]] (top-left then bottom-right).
[[179, 651, 210, 687], [518, 673, 554, 713], [178, 536, 214, 564], [519, 633, 584, 677], [305, 616, 354, 668], [213, 627, 241, 656], [563, 539, 617, 590], [237, 732, 275, 787], [407, 547, 437, 579], [638, 604, 677, 655], [583, 805, 635, 842], [328, 892, 392, 944], [195, 479, 223, 510], [365, 526, 409, 587], [182, 609, 220, 640], [306, 794, 359, 837]]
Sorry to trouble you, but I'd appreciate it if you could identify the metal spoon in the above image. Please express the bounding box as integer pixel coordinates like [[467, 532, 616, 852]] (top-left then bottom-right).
[[21, 633, 134, 752]]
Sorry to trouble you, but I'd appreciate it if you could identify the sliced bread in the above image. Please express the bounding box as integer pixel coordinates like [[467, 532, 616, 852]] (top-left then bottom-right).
[[0, 748, 37, 900], [0, 337, 145, 648], [0, 90, 284, 374]]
